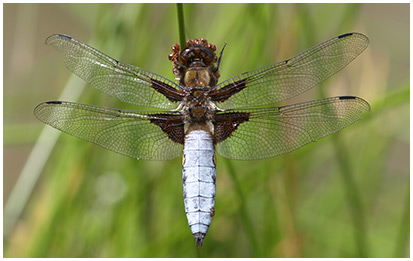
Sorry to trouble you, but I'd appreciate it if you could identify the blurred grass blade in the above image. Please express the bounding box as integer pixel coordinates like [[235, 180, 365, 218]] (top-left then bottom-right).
[[366, 82, 409, 117], [393, 186, 409, 257], [332, 134, 368, 257], [224, 159, 259, 256], [4, 76, 86, 238]]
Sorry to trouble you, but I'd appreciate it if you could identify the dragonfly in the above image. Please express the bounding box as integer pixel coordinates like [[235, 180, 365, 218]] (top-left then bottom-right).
[[34, 32, 370, 247]]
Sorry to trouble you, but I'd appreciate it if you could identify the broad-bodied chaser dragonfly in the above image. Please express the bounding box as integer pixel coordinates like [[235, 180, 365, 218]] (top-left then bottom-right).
[[34, 32, 370, 247]]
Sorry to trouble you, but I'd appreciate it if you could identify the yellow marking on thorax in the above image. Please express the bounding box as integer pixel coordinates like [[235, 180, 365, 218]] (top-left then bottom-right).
[[184, 69, 211, 87]]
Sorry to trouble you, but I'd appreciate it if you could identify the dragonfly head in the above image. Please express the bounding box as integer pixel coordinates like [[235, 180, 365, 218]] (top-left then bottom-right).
[[169, 38, 218, 77]]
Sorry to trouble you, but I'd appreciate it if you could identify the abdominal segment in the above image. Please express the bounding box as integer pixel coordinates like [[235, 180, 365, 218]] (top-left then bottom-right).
[[182, 130, 216, 247]]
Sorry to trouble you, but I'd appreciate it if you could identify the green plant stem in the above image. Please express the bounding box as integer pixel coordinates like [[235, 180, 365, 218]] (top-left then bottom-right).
[[332, 135, 368, 257], [176, 3, 186, 48], [365, 83, 409, 118], [224, 159, 259, 256], [394, 186, 409, 257]]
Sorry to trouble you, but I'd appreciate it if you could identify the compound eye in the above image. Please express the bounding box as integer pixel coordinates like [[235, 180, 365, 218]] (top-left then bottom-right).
[[201, 49, 215, 64], [179, 48, 193, 65], [181, 48, 191, 58]]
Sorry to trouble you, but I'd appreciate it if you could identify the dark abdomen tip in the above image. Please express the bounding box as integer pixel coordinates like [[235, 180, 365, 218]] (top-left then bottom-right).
[[194, 232, 205, 247]]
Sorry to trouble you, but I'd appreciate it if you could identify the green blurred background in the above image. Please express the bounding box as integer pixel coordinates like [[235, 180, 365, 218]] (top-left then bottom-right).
[[3, 3, 409, 258]]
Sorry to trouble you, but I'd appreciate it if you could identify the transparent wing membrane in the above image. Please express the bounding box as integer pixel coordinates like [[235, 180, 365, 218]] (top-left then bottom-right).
[[34, 101, 183, 160], [215, 33, 369, 109], [46, 34, 183, 109], [216, 96, 370, 160]]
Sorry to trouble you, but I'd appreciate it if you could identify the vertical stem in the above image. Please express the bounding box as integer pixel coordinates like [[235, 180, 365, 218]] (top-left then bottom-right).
[[332, 135, 368, 257], [176, 3, 186, 48], [393, 186, 409, 257], [224, 160, 259, 256]]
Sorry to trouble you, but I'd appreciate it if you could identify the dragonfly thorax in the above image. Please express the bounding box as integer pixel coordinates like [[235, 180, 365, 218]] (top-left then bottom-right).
[[181, 88, 216, 135], [184, 69, 212, 88], [181, 98, 216, 124]]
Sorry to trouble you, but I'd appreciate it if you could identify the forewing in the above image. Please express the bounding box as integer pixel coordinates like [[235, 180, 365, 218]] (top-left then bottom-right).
[[215, 96, 370, 160], [46, 34, 184, 109], [212, 33, 369, 109], [34, 101, 184, 160]]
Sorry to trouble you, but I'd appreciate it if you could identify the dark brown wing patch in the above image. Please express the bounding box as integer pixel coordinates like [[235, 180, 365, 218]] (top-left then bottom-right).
[[210, 78, 248, 103], [149, 114, 185, 144], [214, 112, 250, 143], [150, 79, 185, 103]]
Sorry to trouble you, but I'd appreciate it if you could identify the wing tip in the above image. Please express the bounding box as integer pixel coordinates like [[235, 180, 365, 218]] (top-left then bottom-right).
[[45, 33, 72, 45], [337, 32, 369, 45], [33, 101, 63, 119], [338, 96, 371, 112]]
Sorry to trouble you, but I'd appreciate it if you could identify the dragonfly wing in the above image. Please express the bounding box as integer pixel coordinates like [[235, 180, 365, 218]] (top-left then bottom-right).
[[215, 96, 370, 160], [46, 34, 184, 110], [211, 33, 369, 109], [34, 101, 184, 160]]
